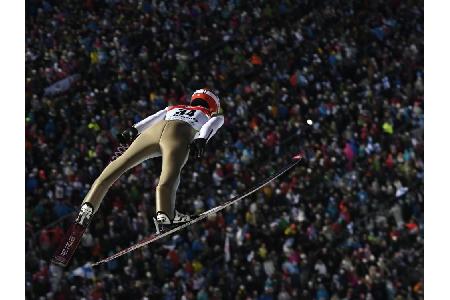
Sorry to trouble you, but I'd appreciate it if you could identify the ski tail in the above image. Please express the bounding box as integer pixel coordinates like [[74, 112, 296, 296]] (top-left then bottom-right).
[[91, 152, 303, 267], [51, 223, 87, 267]]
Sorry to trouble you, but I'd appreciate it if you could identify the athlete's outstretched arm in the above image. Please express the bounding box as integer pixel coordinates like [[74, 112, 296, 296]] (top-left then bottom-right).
[[190, 115, 224, 158], [196, 115, 224, 141], [133, 108, 168, 133]]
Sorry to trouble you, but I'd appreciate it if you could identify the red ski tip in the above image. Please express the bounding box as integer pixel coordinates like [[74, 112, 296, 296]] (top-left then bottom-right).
[[292, 153, 303, 160]]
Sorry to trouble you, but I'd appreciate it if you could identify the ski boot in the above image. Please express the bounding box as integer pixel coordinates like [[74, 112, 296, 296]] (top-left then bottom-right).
[[153, 210, 192, 234]]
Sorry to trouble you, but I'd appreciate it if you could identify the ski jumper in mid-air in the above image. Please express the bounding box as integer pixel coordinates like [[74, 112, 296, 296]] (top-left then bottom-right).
[[52, 89, 224, 267]]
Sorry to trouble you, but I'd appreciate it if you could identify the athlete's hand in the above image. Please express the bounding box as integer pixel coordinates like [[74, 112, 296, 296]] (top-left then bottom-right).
[[190, 138, 207, 159], [117, 127, 138, 144]]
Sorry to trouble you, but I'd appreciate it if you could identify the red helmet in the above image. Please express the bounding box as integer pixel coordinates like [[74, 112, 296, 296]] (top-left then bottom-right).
[[190, 89, 220, 114]]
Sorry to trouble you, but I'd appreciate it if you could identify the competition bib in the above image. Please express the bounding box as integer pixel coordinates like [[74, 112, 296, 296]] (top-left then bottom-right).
[[165, 105, 210, 130]]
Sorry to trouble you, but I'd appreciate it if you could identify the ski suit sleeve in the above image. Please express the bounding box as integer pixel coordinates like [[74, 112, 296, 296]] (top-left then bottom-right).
[[195, 115, 224, 142], [133, 108, 167, 134]]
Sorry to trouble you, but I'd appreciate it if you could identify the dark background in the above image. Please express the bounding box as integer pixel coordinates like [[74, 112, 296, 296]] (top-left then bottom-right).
[[26, 0, 423, 299]]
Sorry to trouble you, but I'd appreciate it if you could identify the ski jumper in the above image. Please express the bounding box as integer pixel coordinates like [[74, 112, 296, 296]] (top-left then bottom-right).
[[82, 105, 224, 219]]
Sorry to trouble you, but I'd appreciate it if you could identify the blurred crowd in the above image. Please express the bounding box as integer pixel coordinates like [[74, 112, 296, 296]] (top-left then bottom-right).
[[26, 0, 423, 299]]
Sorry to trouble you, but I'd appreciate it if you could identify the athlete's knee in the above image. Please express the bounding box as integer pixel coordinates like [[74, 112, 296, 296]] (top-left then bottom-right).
[[95, 167, 120, 188]]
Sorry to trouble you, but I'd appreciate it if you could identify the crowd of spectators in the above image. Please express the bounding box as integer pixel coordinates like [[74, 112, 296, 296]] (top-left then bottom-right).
[[26, 0, 424, 299]]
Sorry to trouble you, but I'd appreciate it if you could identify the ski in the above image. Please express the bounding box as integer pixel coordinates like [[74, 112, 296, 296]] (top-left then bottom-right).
[[91, 153, 303, 267]]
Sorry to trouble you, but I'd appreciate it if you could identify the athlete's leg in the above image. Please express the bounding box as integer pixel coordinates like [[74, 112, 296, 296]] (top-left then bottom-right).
[[52, 121, 168, 267], [83, 121, 166, 212], [156, 121, 196, 219]]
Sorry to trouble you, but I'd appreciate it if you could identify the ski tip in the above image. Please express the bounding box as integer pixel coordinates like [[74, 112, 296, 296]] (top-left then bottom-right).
[[292, 152, 303, 160]]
